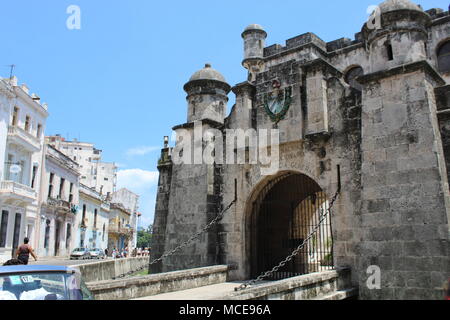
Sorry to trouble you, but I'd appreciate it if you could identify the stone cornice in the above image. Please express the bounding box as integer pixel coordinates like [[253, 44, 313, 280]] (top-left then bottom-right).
[[172, 119, 224, 131], [301, 58, 343, 78], [183, 79, 231, 95], [232, 81, 256, 96], [264, 42, 328, 62], [13, 86, 49, 117], [357, 60, 445, 86]]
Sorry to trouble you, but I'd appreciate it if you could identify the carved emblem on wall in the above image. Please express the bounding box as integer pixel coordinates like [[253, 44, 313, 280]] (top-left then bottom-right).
[[263, 80, 292, 124]]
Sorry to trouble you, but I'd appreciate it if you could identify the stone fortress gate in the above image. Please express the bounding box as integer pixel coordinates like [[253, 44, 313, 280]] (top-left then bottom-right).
[[152, 0, 450, 300]]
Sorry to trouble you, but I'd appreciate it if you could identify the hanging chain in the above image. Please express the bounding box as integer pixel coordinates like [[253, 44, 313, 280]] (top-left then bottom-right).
[[148, 199, 236, 266], [112, 199, 236, 280], [234, 190, 340, 291]]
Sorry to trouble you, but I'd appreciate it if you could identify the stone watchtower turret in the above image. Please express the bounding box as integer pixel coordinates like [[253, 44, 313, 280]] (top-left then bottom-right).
[[363, 0, 430, 72], [242, 24, 267, 82], [151, 64, 231, 273], [184, 63, 231, 124], [356, 0, 450, 299]]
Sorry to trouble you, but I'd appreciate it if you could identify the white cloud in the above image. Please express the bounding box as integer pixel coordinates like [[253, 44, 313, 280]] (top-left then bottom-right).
[[138, 213, 154, 229], [126, 146, 160, 157], [115, 163, 127, 168], [116, 169, 159, 230], [116, 169, 159, 193]]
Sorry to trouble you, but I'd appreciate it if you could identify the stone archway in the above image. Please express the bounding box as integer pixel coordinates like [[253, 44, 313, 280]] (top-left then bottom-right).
[[246, 172, 334, 280]]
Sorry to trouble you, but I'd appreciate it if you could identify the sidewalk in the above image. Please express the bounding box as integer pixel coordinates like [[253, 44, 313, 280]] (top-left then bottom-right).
[[37, 256, 70, 261]]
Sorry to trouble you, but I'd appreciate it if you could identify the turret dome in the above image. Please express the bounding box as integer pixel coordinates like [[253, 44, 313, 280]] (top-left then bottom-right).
[[378, 0, 423, 14], [188, 63, 227, 83]]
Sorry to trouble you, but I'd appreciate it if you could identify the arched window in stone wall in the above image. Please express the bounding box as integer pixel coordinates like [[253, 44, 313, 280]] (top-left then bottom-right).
[[437, 41, 450, 74], [344, 66, 364, 91]]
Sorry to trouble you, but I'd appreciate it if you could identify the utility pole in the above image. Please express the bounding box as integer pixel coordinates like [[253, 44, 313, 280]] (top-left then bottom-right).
[[8, 64, 15, 79]]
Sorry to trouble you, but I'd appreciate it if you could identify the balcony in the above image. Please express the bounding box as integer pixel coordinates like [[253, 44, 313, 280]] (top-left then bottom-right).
[[108, 224, 132, 235], [47, 197, 73, 215], [0, 181, 37, 204], [7, 126, 41, 152]]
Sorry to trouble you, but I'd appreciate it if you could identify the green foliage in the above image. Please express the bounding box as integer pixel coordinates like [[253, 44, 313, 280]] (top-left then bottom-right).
[[137, 225, 153, 249]]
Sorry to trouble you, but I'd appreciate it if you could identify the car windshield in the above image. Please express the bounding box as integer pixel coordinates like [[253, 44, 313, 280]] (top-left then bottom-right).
[[0, 271, 93, 300], [73, 248, 85, 252]]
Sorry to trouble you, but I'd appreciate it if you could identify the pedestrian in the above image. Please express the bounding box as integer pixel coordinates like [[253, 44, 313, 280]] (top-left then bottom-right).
[[15, 237, 37, 265], [104, 248, 109, 258], [3, 259, 25, 266]]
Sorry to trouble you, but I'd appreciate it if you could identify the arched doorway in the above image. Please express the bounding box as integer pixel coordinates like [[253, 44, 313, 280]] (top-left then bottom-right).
[[249, 172, 334, 280]]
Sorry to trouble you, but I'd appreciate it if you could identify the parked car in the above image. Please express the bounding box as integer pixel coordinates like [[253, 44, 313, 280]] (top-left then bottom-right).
[[89, 248, 106, 260], [70, 248, 90, 260], [0, 265, 93, 300]]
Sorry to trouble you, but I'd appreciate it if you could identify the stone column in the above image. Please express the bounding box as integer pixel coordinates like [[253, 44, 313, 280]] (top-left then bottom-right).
[[150, 145, 172, 273], [305, 70, 328, 135], [232, 82, 256, 130]]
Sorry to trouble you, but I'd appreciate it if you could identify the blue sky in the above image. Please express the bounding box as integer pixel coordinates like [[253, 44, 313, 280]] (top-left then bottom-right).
[[1, 0, 448, 228]]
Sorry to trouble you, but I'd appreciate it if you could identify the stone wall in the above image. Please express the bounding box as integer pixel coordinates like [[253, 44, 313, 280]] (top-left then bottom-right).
[[358, 63, 450, 299], [223, 268, 354, 300], [152, 2, 450, 301], [71, 257, 148, 283], [87, 265, 228, 300]]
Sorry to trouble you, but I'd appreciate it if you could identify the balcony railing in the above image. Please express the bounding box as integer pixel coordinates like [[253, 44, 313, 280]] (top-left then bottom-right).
[[47, 197, 72, 213], [8, 126, 41, 151], [108, 225, 133, 235], [0, 181, 37, 202]]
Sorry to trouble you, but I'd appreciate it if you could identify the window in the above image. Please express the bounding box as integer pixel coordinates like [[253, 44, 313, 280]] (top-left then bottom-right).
[[12, 107, 19, 126], [48, 173, 54, 198], [102, 224, 105, 241], [24, 115, 31, 132], [37, 124, 42, 138], [0, 211, 8, 248], [12, 213, 22, 251], [66, 224, 71, 250], [437, 41, 450, 74], [69, 183, 74, 203], [44, 219, 50, 249], [31, 165, 38, 189], [386, 41, 394, 61], [59, 178, 65, 199], [82, 205, 86, 223], [345, 66, 364, 91], [94, 209, 98, 229]]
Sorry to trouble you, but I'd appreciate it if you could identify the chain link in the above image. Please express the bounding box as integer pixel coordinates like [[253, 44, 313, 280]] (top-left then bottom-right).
[[112, 199, 236, 279], [113, 189, 338, 282], [234, 190, 340, 291], [148, 199, 236, 266]]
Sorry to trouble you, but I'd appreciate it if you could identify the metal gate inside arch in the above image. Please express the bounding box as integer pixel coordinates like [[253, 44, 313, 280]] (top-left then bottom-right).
[[250, 173, 334, 280]]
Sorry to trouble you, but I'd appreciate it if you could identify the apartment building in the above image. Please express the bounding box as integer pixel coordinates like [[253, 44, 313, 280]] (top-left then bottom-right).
[[46, 135, 117, 198], [0, 76, 48, 263]]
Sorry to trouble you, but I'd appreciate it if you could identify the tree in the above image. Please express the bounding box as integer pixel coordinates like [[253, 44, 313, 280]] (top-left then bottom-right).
[[137, 224, 153, 249]]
